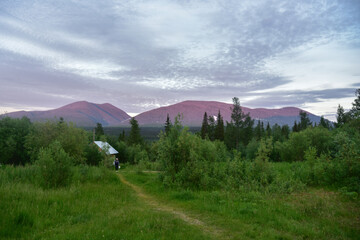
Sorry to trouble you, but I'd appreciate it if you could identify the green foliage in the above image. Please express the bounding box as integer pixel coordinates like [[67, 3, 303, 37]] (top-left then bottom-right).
[[252, 137, 274, 186], [95, 122, 104, 139], [127, 117, 143, 146], [165, 113, 172, 136], [214, 110, 225, 141], [200, 112, 208, 139], [35, 141, 73, 189], [225, 97, 254, 149], [245, 138, 259, 160], [84, 143, 104, 166], [25, 121, 88, 163], [0, 117, 32, 165], [157, 117, 228, 189], [299, 110, 312, 130]]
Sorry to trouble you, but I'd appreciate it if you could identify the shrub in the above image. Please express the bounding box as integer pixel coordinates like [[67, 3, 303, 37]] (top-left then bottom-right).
[[25, 121, 88, 164], [84, 144, 104, 166], [35, 141, 73, 188]]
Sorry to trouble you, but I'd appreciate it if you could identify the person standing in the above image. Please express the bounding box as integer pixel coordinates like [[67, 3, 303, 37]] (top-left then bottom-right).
[[115, 158, 119, 171]]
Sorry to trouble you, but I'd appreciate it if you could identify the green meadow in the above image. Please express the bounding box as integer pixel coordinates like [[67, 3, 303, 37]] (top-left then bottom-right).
[[1, 165, 359, 240], [0, 166, 212, 240]]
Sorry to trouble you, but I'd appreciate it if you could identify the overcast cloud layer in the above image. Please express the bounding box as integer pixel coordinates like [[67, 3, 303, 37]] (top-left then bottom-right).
[[0, 0, 359, 120]]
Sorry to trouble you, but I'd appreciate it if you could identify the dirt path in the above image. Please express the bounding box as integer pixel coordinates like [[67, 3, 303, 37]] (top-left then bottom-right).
[[118, 174, 232, 240]]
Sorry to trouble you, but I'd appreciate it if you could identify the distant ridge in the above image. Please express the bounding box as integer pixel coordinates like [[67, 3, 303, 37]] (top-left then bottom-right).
[[2, 101, 131, 127], [133, 100, 321, 126], [1, 100, 321, 127]]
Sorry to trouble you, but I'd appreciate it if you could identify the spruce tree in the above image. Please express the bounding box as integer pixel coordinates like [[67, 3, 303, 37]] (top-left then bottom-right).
[[95, 123, 104, 140], [215, 110, 225, 141], [165, 113, 172, 136], [208, 115, 216, 141], [299, 110, 312, 130], [128, 117, 143, 146], [118, 130, 126, 142], [319, 116, 330, 129], [227, 97, 245, 149], [292, 121, 299, 132], [266, 122, 271, 137], [281, 124, 290, 139], [201, 112, 209, 139]]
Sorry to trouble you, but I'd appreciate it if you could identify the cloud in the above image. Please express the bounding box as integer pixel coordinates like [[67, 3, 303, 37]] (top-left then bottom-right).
[[0, 0, 359, 119]]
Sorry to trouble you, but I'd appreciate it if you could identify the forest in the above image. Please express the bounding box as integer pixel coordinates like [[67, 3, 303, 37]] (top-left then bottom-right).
[[0, 89, 359, 239]]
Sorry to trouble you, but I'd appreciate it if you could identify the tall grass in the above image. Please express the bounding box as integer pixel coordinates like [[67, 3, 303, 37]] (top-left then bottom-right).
[[0, 165, 212, 240], [123, 170, 360, 240]]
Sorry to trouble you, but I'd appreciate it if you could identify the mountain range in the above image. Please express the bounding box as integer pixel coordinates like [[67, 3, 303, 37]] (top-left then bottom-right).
[[1, 100, 321, 127]]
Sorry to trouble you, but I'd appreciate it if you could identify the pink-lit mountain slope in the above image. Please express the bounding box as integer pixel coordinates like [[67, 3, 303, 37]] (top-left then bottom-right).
[[133, 100, 319, 126], [2, 101, 131, 127]]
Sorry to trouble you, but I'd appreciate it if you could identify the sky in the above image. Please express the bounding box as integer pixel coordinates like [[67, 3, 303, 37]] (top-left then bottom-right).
[[0, 0, 359, 120]]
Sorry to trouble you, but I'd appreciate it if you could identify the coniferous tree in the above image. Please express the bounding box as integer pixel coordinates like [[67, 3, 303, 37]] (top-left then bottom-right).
[[319, 116, 330, 129], [292, 121, 299, 132], [299, 111, 312, 130], [350, 88, 360, 118], [215, 110, 224, 141], [118, 130, 126, 142], [335, 105, 349, 128], [266, 122, 272, 137], [208, 115, 216, 141], [225, 97, 246, 149], [95, 123, 104, 140], [165, 113, 172, 136], [127, 117, 143, 146], [271, 123, 282, 142], [242, 115, 254, 145], [281, 124, 290, 140], [201, 112, 209, 139], [254, 120, 262, 140]]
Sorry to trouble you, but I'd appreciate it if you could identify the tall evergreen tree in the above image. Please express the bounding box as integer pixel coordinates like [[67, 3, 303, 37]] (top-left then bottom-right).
[[242, 115, 254, 145], [118, 129, 126, 142], [201, 112, 209, 139], [127, 117, 143, 146], [208, 115, 216, 141], [254, 120, 262, 140], [299, 111, 312, 130], [281, 124, 290, 140], [215, 110, 224, 141], [350, 88, 360, 119], [319, 116, 330, 129], [336, 105, 349, 128], [228, 97, 244, 148], [292, 121, 299, 132], [165, 113, 172, 136], [95, 123, 104, 140], [266, 122, 272, 137]]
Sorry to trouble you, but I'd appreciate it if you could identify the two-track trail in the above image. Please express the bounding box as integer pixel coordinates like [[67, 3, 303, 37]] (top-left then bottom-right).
[[118, 173, 234, 240]]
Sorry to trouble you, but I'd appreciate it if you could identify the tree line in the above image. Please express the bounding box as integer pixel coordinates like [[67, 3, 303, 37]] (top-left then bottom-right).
[[0, 89, 359, 192]]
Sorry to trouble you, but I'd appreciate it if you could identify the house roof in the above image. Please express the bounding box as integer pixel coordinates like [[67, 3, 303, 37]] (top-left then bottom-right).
[[94, 141, 119, 155]]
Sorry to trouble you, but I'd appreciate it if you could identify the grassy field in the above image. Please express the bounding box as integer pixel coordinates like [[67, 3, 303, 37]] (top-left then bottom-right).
[[1, 165, 359, 240], [122, 169, 360, 240], [0, 166, 212, 240]]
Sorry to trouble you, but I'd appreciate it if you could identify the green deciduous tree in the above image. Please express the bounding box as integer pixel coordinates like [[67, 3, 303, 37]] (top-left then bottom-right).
[[0, 117, 32, 165]]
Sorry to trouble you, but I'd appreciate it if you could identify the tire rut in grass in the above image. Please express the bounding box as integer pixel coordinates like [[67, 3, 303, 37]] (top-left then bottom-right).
[[118, 174, 231, 240]]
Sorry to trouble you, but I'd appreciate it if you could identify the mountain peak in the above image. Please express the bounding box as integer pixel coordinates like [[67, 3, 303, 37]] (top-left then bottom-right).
[[2, 101, 130, 127]]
